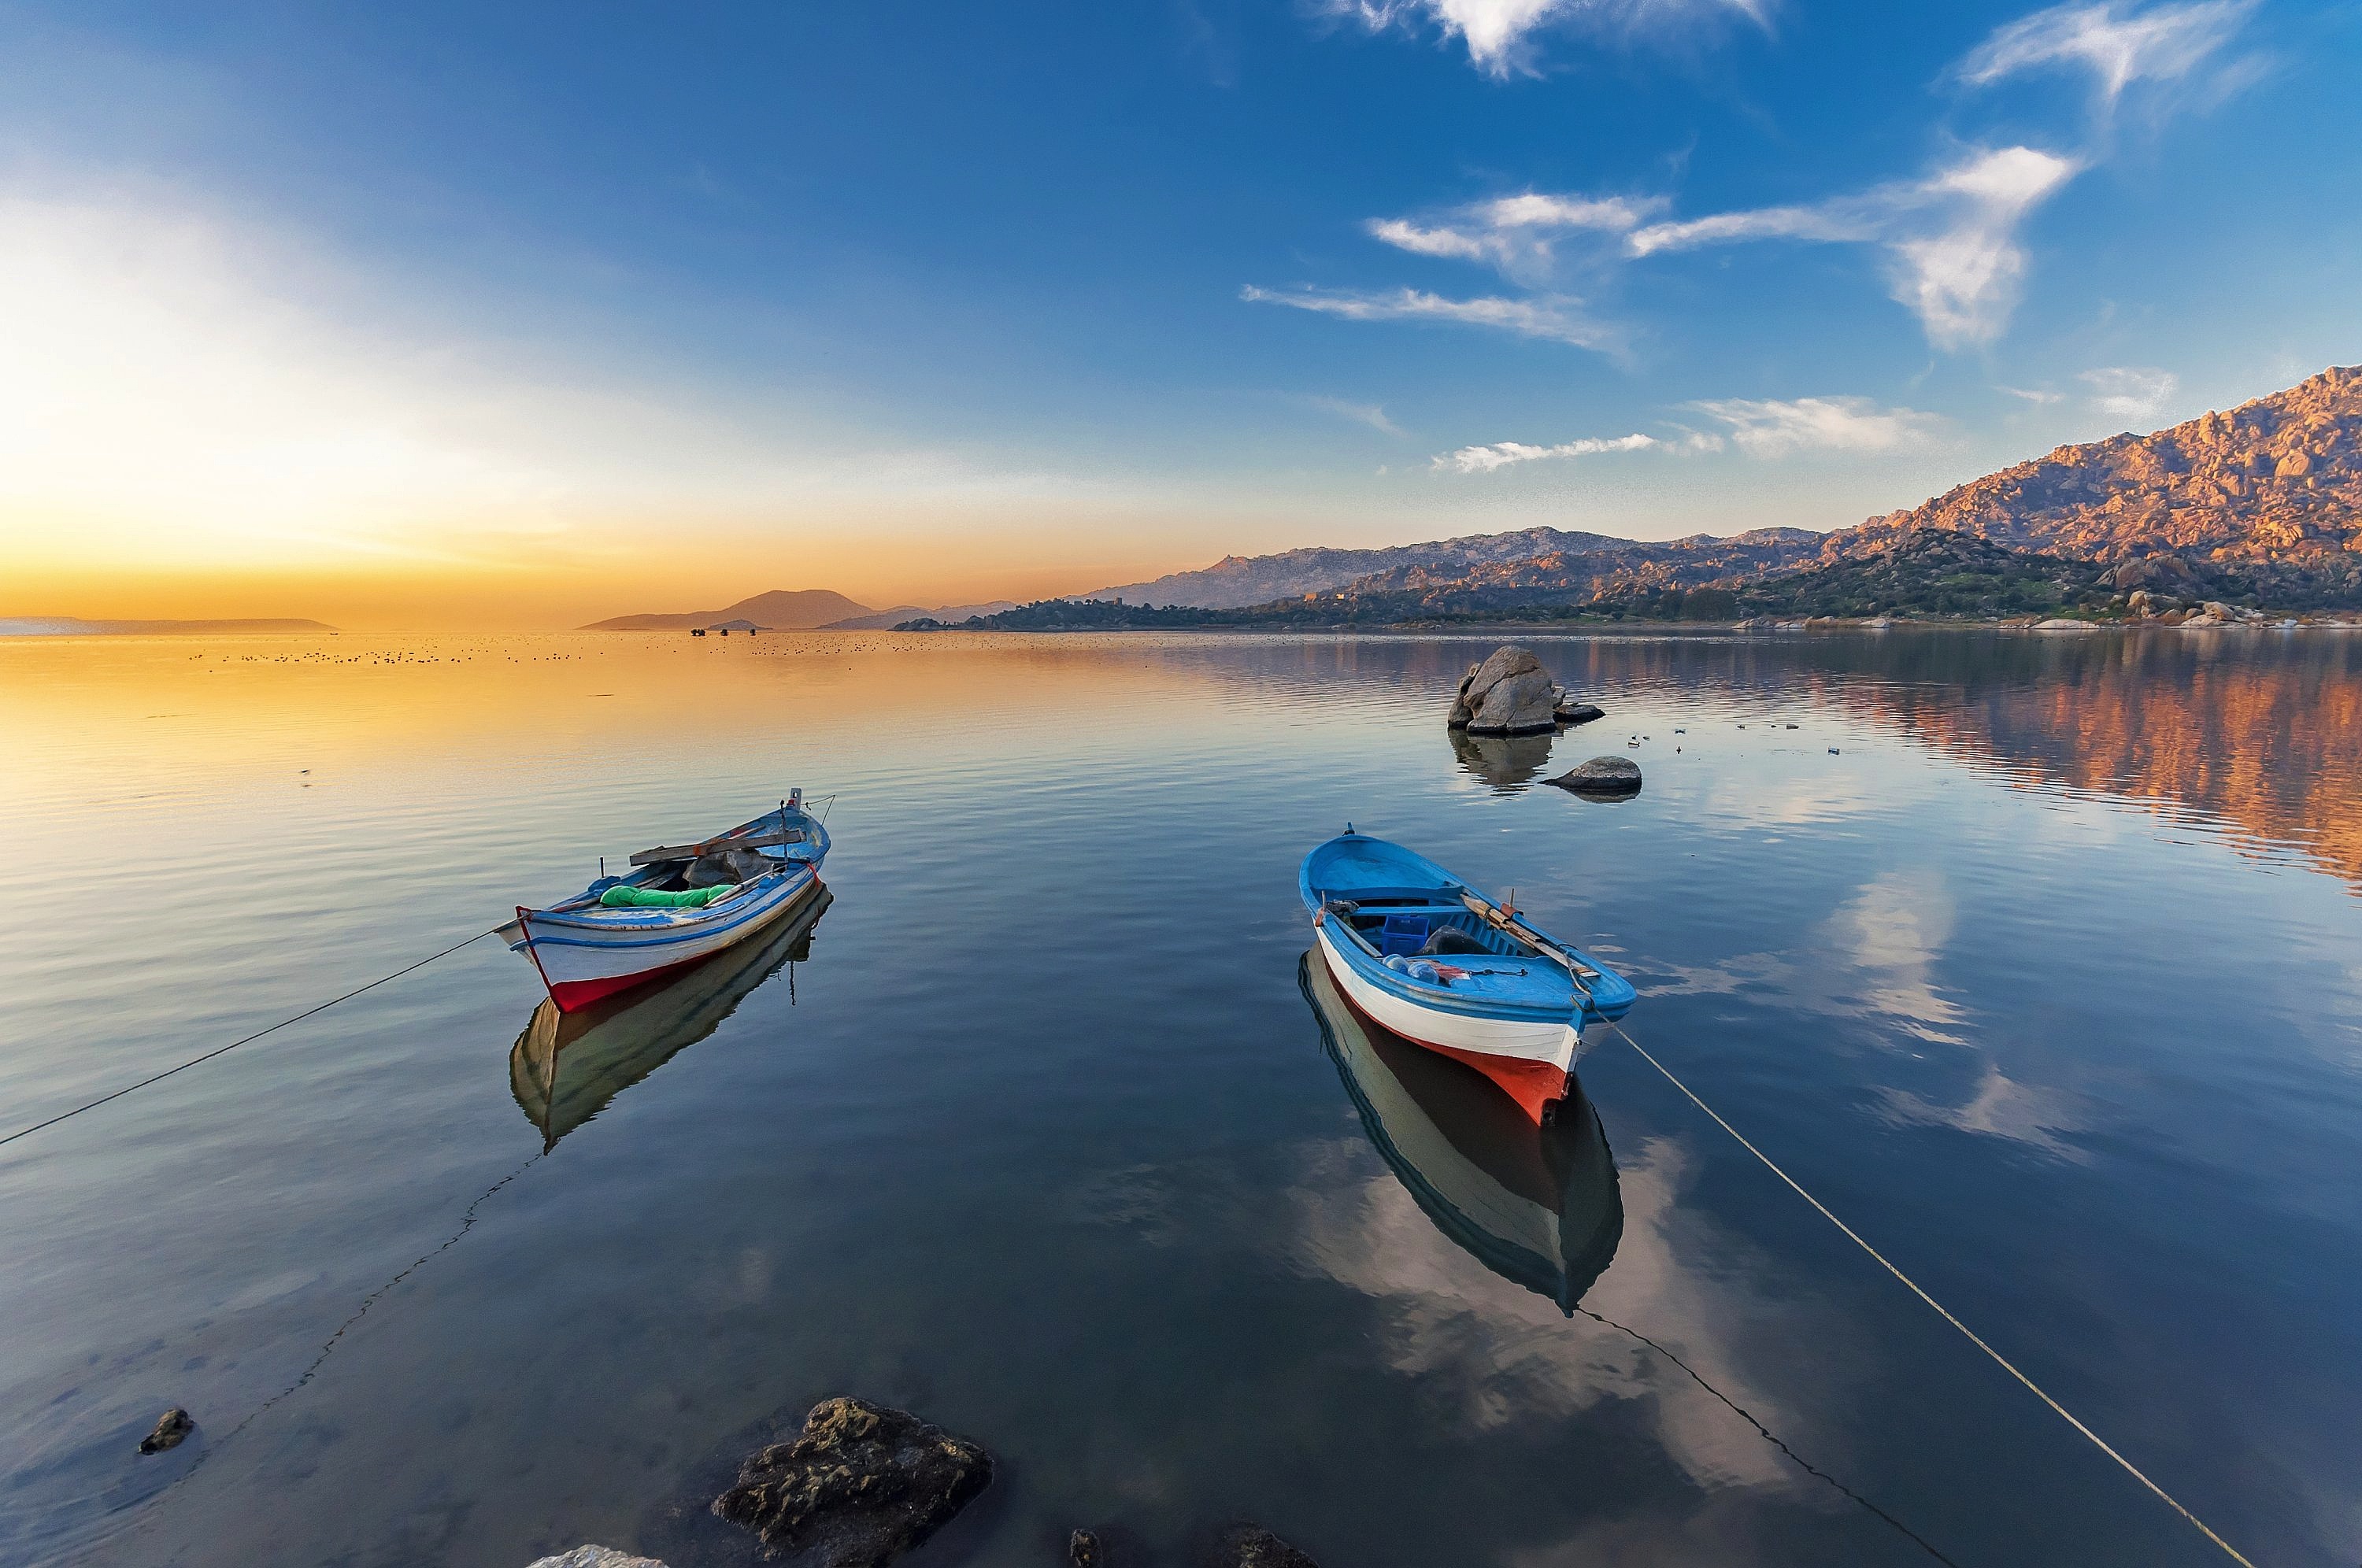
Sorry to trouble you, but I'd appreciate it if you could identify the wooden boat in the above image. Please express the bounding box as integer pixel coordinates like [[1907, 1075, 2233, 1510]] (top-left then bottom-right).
[[503, 793, 830, 1011], [1301, 951, 1621, 1312], [510, 889, 830, 1151], [1299, 827, 1635, 1123]]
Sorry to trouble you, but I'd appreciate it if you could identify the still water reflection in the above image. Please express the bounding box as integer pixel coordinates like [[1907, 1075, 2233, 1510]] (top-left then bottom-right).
[[1301, 951, 1622, 1313], [0, 630, 2356, 1568], [510, 891, 831, 1152]]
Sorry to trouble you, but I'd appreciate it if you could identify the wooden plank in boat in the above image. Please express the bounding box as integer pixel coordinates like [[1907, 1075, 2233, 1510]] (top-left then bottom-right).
[[629, 827, 805, 866]]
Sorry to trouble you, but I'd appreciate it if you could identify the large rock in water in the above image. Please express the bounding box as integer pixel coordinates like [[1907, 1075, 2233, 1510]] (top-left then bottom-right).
[[1450, 646, 1558, 735], [712, 1397, 993, 1566]]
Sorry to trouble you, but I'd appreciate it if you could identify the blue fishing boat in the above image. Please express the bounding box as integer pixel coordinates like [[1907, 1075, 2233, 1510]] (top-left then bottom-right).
[[1299, 827, 1635, 1123], [504, 792, 830, 1011]]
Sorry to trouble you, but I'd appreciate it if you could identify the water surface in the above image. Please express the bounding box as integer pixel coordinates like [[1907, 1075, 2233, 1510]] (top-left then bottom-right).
[[2, 628, 2358, 1567]]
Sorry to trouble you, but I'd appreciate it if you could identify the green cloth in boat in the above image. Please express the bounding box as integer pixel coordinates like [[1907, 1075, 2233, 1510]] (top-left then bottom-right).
[[600, 882, 738, 908]]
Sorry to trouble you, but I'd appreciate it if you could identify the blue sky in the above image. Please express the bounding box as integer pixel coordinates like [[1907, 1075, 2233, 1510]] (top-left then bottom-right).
[[2, 0, 2357, 621]]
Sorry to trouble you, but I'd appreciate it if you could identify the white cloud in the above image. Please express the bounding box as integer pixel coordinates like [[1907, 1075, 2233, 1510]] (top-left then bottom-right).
[[1630, 146, 2082, 348], [1368, 190, 1667, 282], [1240, 283, 1614, 349], [1324, 0, 1772, 79], [1433, 431, 1666, 473], [1998, 384, 2064, 404], [1689, 395, 1946, 457], [1307, 396, 1406, 436], [2079, 365, 2179, 421], [1957, 0, 2253, 108]]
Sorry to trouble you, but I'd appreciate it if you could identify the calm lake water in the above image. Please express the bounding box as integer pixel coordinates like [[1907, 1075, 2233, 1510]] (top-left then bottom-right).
[[2, 629, 2359, 1568]]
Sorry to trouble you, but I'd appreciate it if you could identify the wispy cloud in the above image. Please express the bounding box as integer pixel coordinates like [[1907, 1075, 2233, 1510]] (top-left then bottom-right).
[[1306, 395, 1406, 435], [1240, 283, 1615, 349], [1957, 0, 2254, 109], [1997, 384, 2064, 404], [1629, 146, 2082, 348], [2079, 365, 2178, 421], [1368, 191, 1665, 282], [1321, 0, 1772, 79], [1689, 395, 1946, 456], [1431, 431, 1669, 474]]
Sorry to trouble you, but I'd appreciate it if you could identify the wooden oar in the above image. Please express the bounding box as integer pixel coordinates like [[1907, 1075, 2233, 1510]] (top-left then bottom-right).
[[628, 827, 805, 866], [1458, 891, 1598, 1000]]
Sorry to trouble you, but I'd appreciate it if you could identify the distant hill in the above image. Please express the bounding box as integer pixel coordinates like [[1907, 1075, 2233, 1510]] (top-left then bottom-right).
[[583, 589, 874, 631], [0, 616, 336, 636], [820, 600, 1019, 630], [1837, 364, 2362, 601]]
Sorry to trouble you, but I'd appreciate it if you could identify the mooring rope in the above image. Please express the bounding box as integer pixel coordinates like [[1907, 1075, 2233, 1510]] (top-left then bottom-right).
[[1603, 1020, 2256, 1568], [0, 927, 498, 1152]]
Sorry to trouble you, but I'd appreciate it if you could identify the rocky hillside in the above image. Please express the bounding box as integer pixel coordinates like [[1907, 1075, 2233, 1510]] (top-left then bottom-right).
[[1083, 527, 1801, 608], [1840, 364, 2362, 600], [1335, 528, 1821, 605]]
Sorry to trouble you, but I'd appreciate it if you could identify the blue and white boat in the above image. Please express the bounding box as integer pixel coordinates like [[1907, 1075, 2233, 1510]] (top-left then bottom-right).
[[505, 793, 830, 1011], [1299, 827, 1635, 1123]]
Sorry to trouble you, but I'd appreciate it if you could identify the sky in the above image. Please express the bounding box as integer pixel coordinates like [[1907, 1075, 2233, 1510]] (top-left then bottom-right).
[[0, 0, 2356, 628]]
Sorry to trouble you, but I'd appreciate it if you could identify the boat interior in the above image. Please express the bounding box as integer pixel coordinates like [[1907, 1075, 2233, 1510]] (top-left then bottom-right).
[[1324, 889, 1542, 963]]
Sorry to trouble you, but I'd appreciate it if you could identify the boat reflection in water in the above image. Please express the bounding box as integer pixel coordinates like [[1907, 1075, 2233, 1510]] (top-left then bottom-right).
[[509, 886, 832, 1150], [1300, 950, 1623, 1313]]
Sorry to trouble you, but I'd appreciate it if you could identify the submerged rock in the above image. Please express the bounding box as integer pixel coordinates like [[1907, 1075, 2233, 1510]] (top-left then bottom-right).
[[1546, 757, 1642, 797], [1068, 1529, 1105, 1566], [137, 1408, 193, 1454], [526, 1550, 667, 1568], [713, 1397, 992, 1566], [1212, 1525, 1321, 1567]]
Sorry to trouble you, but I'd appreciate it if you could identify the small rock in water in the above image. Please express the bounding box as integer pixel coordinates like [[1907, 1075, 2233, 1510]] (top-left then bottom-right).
[[1546, 757, 1642, 797], [1557, 701, 1605, 726], [526, 1549, 667, 1568], [1068, 1529, 1105, 1566], [138, 1408, 193, 1454], [713, 1396, 992, 1566], [1213, 1525, 1321, 1567]]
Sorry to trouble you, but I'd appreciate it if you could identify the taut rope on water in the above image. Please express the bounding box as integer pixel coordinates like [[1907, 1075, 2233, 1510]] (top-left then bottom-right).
[[0, 927, 499, 1152], [1602, 1019, 2256, 1568]]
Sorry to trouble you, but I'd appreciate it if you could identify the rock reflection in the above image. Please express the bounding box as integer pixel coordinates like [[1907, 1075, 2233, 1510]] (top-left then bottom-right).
[[509, 887, 831, 1150], [1299, 951, 1622, 1312], [1451, 727, 1557, 793]]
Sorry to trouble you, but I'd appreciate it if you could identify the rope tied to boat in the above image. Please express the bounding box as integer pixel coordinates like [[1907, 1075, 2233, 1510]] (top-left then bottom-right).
[[1601, 1019, 2257, 1568], [0, 926, 500, 1152]]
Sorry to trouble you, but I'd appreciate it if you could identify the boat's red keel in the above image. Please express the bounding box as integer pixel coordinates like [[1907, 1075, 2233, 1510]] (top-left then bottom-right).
[[1324, 967, 1571, 1123], [546, 953, 715, 1013]]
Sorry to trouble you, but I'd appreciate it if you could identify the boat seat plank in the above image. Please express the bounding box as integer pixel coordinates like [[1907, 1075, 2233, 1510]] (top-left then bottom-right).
[[629, 828, 805, 866]]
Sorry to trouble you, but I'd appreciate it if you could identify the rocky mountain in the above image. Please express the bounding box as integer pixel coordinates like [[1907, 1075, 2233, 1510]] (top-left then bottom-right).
[[1838, 364, 2362, 599], [1083, 527, 1724, 608], [583, 589, 874, 631], [1332, 528, 1823, 606]]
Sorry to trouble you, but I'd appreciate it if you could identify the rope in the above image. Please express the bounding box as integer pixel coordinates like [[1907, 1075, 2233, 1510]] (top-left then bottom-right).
[[1603, 1020, 2256, 1568], [0, 927, 498, 1152]]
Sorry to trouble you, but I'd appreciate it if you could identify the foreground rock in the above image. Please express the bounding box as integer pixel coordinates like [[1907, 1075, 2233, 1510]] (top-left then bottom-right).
[[527, 1550, 666, 1568], [138, 1408, 193, 1454], [1068, 1530, 1104, 1566], [1212, 1525, 1321, 1566], [713, 1397, 993, 1566], [1449, 646, 1559, 736], [1546, 757, 1642, 797]]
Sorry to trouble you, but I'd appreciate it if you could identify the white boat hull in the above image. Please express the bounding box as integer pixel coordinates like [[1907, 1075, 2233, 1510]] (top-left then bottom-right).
[[1316, 926, 1581, 1119]]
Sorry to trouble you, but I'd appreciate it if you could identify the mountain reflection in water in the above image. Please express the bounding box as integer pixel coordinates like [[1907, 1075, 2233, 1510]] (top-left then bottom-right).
[[1299, 950, 1622, 1313], [509, 887, 831, 1150]]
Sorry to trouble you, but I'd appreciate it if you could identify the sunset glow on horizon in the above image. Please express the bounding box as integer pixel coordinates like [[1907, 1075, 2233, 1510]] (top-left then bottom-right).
[[2, 2, 2356, 627]]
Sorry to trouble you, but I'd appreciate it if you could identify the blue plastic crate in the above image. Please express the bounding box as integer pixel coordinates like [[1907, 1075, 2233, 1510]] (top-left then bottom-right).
[[1379, 914, 1430, 957]]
